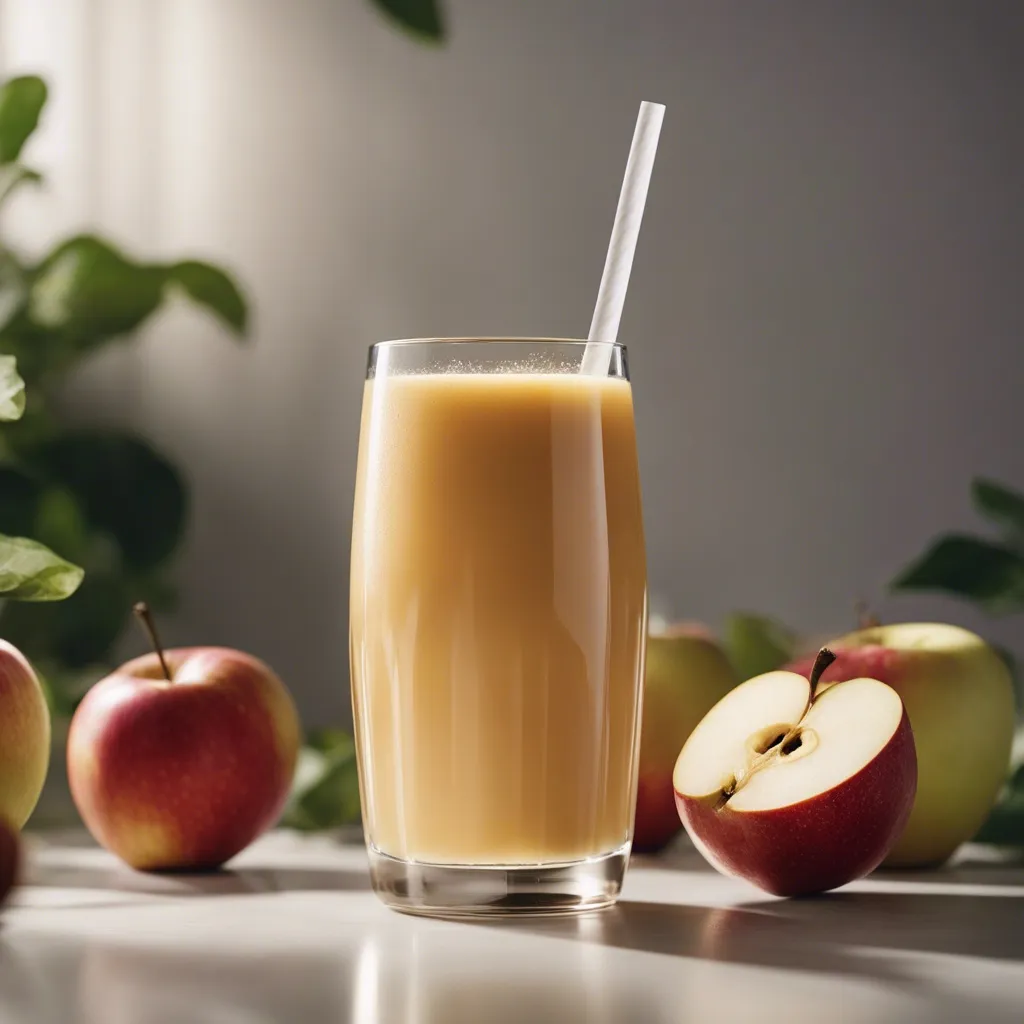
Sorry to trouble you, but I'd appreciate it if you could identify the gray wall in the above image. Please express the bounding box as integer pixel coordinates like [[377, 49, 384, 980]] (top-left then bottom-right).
[[3, 0, 1023, 725]]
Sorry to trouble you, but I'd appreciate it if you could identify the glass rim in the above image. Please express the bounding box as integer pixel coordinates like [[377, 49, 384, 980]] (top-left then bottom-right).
[[370, 337, 625, 351]]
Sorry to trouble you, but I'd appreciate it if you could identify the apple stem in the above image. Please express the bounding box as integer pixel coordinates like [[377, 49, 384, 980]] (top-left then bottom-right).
[[808, 647, 837, 700], [133, 602, 172, 682]]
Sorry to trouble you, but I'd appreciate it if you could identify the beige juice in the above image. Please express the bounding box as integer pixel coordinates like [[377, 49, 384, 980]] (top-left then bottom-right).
[[350, 371, 647, 864]]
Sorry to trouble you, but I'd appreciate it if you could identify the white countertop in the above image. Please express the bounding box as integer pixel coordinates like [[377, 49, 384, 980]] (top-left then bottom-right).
[[3, 831, 1022, 1023]]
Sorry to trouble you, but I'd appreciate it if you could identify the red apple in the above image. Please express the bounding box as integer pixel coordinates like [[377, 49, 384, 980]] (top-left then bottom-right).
[[785, 623, 1014, 867], [0, 640, 51, 828], [67, 605, 301, 871], [673, 650, 917, 896], [634, 625, 737, 852], [0, 818, 19, 907]]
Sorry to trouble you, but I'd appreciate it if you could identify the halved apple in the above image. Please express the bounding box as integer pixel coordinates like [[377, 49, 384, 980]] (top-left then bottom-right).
[[673, 652, 917, 897]]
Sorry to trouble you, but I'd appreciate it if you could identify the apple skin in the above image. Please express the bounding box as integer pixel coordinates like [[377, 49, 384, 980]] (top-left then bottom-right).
[[786, 623, 1015, 867], [0, 817, 19, 907], [675, 707, 917, 897], [634, 626, 737, 852], [0, 640, 51, 828], [68, 647, 301, 872]]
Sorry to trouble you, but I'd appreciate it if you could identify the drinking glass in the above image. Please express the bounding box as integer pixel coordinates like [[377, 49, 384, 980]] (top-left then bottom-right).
[[350, 339, 647, 917]]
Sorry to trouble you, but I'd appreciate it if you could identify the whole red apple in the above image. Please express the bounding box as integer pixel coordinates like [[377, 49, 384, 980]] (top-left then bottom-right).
[[0, 818, 19, 907], [68, 604, 301, 871], [673, 650, 917, 897]]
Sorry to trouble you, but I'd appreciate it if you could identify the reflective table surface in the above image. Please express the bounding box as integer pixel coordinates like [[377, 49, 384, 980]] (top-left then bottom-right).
[[3, 831, 1023, 1023]]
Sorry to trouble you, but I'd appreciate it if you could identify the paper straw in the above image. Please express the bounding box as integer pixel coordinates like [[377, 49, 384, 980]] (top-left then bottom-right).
[[581, 101, 665, 376]]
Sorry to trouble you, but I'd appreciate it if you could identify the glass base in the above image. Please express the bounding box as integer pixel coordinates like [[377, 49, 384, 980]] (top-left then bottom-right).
[[367, 843, 631, 919]]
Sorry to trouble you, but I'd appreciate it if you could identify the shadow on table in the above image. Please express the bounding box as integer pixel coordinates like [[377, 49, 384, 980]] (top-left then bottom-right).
[[26, 861, 371, 902], [645, 839, 1024, 888], [873, 849, 1024, 888], [471, 886, 1024, 991]]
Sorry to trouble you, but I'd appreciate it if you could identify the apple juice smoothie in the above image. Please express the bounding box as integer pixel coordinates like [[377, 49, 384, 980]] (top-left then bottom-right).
[[350, 347, 647, 870]]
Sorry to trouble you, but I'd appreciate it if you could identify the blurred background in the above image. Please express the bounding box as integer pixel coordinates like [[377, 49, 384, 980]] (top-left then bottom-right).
[[1, 0, 1022, 732]]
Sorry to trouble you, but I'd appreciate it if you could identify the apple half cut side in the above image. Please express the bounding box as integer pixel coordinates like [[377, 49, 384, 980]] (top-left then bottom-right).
[[672, 664, 917, 897]]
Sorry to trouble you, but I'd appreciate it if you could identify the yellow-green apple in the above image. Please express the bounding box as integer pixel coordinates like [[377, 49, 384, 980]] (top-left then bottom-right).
[[67, 604, 301, 871], [0, 818, 19, 907], [0, 640, 50, 828], [634, 625, 737, 852], [673, 650, 917, 896], [786, 622, 1015, 867]]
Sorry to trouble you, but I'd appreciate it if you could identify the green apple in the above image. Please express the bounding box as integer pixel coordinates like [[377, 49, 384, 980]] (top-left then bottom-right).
[[634, 624, 738, 852], [787, 622, 1015, 867], [0, 640, 50, 828]]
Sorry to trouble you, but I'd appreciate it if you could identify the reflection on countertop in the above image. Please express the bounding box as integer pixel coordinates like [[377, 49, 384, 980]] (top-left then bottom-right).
[[1, 832, 1022, 1024]]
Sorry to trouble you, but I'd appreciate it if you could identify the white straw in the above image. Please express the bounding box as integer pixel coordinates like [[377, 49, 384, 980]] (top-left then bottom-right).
[[581, 101, 665, 376]]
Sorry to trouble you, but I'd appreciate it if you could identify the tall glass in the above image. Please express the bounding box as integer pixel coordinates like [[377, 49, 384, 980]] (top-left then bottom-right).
[[350, 339, 647, 917]]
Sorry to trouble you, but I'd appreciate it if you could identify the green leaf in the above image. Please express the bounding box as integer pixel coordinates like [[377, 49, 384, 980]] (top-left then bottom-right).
[[975, 733, 1024, 846], [27, 235, 165, 356], [283, 729, 362, 831], [0, 533, 83, 600], [723, 612, 797, 681], [33, 430, 187, 571], [0, 76, 47, 164], [32, 485, 92, 565], [973, 478, 1024, 548], [370, 0, 444, 41], [0, 471, 93, 578], [890, 534, 1024, 615], [0, 565, 128, 666], [974, 794, 1024, 846], [0, 354, 25, 420], [305, 728, 356, 759], [168, 261, 248, 335], [14, 238, 247, 374], [0, 163, 42, 208]]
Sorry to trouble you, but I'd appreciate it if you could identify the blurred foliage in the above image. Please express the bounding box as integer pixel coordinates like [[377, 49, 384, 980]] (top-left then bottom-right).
[[975, 726, 1024, 846], [891, 477, 1024, 846], [3, 2, 437, 828], [0, 75, 246, 710], [722, 612, 797, 681], [372, 0, 444, 41], [0, 355, 25, 420], [1, 356, 83, 602], [891, 478, 1024, 614], [283, 729, 362, 832]]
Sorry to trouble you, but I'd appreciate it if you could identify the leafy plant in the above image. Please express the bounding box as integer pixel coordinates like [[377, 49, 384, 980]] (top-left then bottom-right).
[[284, 728, 362, 831], [975, 747, 1024, 846], [372, 0, 445, 41], [892, 479, 1024, 614], [1, 356, 83, 602], [0, 75, 246, 706], [722, 611, 798, 681]]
